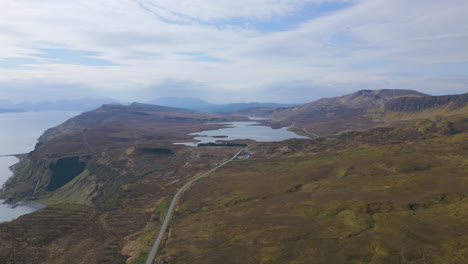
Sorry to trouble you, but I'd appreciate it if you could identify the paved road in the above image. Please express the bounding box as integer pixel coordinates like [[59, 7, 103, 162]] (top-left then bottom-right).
[[145, 147, 248, 264]]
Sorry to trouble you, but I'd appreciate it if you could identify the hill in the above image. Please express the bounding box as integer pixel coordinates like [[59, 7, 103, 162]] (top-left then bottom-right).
[[148, 97, 288, 113], [160, 117, 468, 264], [37, 102, 239, 143], [2, 102, 248, 205], [249, 89, 468, 136], [381, 93, 468, 119], [0, 100, 252, 263], [385, 93, 468, 112], [0, 89, 466, 264], [248, 89, 425, 122], [148, 97, 214, 111]]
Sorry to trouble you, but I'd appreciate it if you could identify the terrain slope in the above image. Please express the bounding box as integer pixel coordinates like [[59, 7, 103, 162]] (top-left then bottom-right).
[[0, 103, 247, 263], [250, 90, 467, 136], [157, 116, 468, 264], [0, 91, 467, 264]]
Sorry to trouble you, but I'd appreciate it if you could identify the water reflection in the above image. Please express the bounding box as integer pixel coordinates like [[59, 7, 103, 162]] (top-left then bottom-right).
[[175, 121, 307, 147]]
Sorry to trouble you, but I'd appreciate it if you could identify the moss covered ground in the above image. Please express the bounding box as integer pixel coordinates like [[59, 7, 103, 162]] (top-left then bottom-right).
[[161, 133, 467, 264], [0, 101, 466, 264]]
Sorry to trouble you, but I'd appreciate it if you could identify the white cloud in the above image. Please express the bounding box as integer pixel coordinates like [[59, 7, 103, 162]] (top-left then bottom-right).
[[0, 0, 466, 103], [135, 0, 354, 21]]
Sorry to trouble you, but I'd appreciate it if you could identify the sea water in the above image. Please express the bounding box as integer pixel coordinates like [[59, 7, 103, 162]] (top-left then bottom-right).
[[0, 111, 80, 222]]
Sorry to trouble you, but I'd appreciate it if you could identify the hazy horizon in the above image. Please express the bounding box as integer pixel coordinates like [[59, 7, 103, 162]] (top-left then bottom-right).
[[2, 88, 465, 107]]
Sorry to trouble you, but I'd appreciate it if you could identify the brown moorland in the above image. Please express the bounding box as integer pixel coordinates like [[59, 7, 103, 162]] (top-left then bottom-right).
[[0, 91, 467, 264], [0, 103, 248, 263], [158, 117, 468, 264], [247, 90, 467, 136]]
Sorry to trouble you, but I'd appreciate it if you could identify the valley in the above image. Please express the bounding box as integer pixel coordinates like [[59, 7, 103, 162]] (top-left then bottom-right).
[[0, 90, 466, 264]]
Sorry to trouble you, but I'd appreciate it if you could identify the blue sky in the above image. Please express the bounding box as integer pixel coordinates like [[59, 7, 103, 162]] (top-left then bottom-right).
[[0, 0, 467, 103], [0, 49, 115, 68], [211, 1, 353, 33]]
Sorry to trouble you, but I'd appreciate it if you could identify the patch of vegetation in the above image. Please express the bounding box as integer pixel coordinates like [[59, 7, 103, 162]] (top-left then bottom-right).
[[163, 133, 468, 264], [130, 251, 148, 264], [0, 204, 128, 263], [286, 184, 303, 193], [129, 111, 151, 116], [38, 169, 97, 205], [156, 198, 169, 214], [288, 126, 315, 138], [139, 148, 173, 155], [46, 157, 86, 191], [126, 198, 170, 263]]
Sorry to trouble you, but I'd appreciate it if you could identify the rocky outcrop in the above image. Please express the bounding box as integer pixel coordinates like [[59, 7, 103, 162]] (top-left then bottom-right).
[[247, 89, 426, 122], [243, 89, 427, 136], [346, 89, 426, 102], [385, 93, 468, 112]]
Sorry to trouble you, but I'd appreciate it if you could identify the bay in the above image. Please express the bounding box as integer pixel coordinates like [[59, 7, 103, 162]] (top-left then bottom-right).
[[0, 111, 80, 222]]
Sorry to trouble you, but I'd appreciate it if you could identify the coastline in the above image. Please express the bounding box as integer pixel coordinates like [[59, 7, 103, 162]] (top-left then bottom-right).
[[11, 200, 46, 210], [2, 155, 46, 210], [0, 111, 81, 223], [1, 153, 28, 198], [0, 155, 46, 222], [0, 156, 19, 197]]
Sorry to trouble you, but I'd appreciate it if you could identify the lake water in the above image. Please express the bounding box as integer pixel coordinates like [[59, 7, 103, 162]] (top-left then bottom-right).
[[0, 111, 80, 222], [175, 120, 308, 146]]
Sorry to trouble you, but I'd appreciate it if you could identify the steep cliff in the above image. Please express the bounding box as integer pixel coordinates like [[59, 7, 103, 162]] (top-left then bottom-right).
[[385, 93, 468, 112], [249, 89, 426, 123], [1, 91, 467, 264]]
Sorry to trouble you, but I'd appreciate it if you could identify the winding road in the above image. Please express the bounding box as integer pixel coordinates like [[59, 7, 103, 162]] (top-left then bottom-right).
[[145, 147, 248, 264]]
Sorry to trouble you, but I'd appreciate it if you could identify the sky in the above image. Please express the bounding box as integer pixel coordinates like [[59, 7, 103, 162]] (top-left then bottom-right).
[[0, 0, 467, 104]]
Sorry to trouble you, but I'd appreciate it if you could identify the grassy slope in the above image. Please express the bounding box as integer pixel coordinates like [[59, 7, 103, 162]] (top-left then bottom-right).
[[0, 144, 244, 264], [161, 132, 467, 264], [251, 92, 467, 137], [1, 94, 466, 264], [379, 104, 468, 122], [0, 104, 252, 264]]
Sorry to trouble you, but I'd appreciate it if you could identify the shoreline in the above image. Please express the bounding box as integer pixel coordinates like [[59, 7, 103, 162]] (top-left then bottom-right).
[[0, 156, 20, 197], [11, 200, 46, 210], [1, 155, 46, 215], [1, 198, 46, 210]]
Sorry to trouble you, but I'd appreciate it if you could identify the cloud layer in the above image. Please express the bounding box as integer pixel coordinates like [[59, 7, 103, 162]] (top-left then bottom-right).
[[0, 0, 466, 103]]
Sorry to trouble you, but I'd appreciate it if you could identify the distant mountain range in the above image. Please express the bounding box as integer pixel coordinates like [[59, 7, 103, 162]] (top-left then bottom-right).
[[0, 108, 26, 114], [2, 88, 467, 263], [0, 97, 289, 114], [148, 97, 289, 113], [0, 98, 117, 112]]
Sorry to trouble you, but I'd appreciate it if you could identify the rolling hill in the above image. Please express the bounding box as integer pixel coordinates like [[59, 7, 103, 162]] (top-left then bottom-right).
[[37, 102, 244, 144], [249, 89, 467, 136], [0, 89, 466, 264], [248, 89, 426, 122], [149, 97, 289, 113]]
